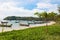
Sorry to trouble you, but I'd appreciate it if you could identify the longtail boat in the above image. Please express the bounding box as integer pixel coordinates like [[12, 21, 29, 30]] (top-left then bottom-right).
[[20, 24, 29, 26], [0, 21, 12, 27], [0, 24, 12, 27]]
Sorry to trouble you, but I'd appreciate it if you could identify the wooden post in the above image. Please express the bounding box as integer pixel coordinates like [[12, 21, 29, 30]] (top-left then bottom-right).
[[6, 23, 7, 28], [2, 23, 4, 33], [2, 27, 4, 33], [0, 21, 12, 33]]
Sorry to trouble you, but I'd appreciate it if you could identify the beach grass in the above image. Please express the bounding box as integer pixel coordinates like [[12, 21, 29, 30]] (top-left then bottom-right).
[[0, 23, 60, 40]]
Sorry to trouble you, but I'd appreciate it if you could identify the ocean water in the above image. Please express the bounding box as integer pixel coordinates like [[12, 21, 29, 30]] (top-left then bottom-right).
[[0, 20, 44, 32], [0, 20, 34, 32]]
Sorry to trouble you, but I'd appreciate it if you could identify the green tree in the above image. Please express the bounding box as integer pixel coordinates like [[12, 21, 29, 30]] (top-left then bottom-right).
[[58, 5, 60, 13], [48, 12, 57, 21], [56, 5, 60, 23], [34, 11, 49, 34], [34, 12, 41, 18], [56, 14, 60, 23], [34, 11, 48, 26]]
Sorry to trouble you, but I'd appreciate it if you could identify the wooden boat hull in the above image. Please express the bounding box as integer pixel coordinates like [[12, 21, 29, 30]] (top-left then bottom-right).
[[20, 24, 29, 26], [0, 24, 12, 27]]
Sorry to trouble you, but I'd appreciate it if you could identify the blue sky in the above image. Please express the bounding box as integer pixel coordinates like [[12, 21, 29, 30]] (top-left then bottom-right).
[[0, 0, 60, 19]]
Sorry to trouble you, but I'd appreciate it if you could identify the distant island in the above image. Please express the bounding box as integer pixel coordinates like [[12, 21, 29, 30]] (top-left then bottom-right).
[[4, 16, 42, 21]]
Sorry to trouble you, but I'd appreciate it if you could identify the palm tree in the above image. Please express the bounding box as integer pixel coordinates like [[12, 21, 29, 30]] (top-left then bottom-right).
[[34, 11, 48, 26], [48, 12, 57, 21], [58, 5, 60, 13], [34, 11, 48, 34], [34, 12, 41, 18]]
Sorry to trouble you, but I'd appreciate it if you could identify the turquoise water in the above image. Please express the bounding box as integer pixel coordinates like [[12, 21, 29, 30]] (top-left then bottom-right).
[[0, 20, 34, 29], [0, 20, 44, 32], [0, 20, 31, 32]]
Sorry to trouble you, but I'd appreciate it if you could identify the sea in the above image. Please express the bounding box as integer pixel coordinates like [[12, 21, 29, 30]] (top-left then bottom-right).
[[0, 20, 44, 32]]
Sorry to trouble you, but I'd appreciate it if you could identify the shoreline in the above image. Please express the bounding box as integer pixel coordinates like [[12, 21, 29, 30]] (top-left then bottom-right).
[[0, 21, 56, 33], [29, 21, 55, 27]]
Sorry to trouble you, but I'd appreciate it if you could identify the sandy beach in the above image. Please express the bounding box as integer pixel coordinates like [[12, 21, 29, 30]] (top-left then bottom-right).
[[0, 21, 56, 32], [29, 21, 56, 27]]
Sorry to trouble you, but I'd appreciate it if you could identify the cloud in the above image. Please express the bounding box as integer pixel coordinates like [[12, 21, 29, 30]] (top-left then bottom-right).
[[0, 2, 34, 19], [36, 2, 58, 12], [0, 0, 59, 19]]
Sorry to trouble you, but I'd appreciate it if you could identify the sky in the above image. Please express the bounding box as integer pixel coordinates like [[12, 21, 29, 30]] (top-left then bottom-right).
[[0, 0, 60, 19]]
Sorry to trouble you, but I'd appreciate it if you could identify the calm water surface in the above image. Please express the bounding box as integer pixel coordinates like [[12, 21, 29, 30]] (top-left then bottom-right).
[[0, 20, 44, 32]]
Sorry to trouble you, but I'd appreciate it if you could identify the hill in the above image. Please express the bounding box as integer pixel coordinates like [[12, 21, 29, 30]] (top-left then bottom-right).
[[4, 16, 42, 21]]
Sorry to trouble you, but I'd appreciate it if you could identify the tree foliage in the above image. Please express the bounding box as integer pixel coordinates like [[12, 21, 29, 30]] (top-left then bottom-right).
[[34, 11, 58, 21], [48, 12, 57, 20], [4, 16, 42, 21]]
